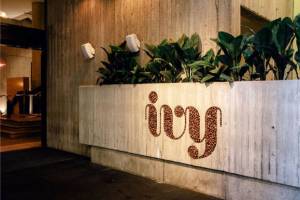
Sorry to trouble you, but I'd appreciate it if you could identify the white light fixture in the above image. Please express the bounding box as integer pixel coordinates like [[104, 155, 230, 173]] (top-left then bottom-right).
[[126, 34, 141, 53], [81, 43, 95, 60], [0, 11, 7, 18], [0, 95, 7, 116]]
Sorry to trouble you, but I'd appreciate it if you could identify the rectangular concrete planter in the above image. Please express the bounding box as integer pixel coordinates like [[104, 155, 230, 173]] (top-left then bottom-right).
[[79, 81, 300, 196]]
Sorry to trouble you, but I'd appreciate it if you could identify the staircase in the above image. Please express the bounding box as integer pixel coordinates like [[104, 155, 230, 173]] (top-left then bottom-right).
[[0, 114, 41, 138]]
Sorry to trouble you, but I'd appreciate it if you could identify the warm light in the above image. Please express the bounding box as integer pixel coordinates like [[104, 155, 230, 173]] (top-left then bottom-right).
[[0, 96, 7, 115], [17, 81, 24, 87], [0, 11, 7, 18], [0, 58, 6, 68]]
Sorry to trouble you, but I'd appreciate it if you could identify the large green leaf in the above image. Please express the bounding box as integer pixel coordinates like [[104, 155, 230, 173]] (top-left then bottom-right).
[[294, 14, 300, 64], [160, 70, 173, 82], [232, 35, 244, 58], [201, 74, 215, 83], [97, 41, 143, 84], [219, 73, 232, 81], [254, 27, 273, 50], [190, 33, 201, 52], [218, 32, 235, 44], [275, 17, 294, 53]]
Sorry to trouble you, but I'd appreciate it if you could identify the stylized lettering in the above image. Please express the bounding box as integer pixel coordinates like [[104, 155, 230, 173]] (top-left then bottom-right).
[[160, 105, 186, 140], [186, 106, 201, 143], [188, 107, 222, 159], [145, 91, 160, 137], [145, 92, 222, 159]]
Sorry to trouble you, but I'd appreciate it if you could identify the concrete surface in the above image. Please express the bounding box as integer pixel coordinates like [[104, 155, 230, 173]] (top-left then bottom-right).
[[1, 148, 220, 200]]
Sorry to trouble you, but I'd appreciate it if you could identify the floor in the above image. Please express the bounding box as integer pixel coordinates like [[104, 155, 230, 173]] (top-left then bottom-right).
[[0, 114, 41, 152], [1, 148, 221, 200], [0, 135, 41, 152]]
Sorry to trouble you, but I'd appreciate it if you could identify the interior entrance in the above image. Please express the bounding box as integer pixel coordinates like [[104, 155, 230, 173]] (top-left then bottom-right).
[[0, 0, 45, 152], [0, 46, 42, 152]]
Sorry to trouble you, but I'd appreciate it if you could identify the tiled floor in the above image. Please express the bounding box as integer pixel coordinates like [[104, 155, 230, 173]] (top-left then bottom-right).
[[1, 148, 221, 200]]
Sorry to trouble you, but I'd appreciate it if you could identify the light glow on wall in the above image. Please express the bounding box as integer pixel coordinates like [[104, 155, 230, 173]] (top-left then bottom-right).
[[0, 11, 8, 18], [17, 81, 24, 87], [0, 62, 6, 68], [0, 96, 7, 115], [0, 57, 7, 115], [0, 58, 6, 68]]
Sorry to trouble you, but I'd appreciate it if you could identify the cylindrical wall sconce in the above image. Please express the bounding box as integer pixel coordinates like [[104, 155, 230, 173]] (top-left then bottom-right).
[[126, 34, 141, 53], [81, 43, 95, 60]]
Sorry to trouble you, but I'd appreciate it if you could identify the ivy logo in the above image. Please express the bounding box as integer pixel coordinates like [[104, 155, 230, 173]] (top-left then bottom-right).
[[145, 91, 222, 159]]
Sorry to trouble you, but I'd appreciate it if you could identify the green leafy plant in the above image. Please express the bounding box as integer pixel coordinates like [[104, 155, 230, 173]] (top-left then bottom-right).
[[243, 32, 269, 80], [212, 32, 250, 81], [144, 33, 203, 82], [175, 33, 203, 82], [97, 15, 300, 85], [293, 14, 300, 77], [97, 42, 150, 84], [272, 17, 298, 79], [245, 17, 299, 80], [189, 49, 231, 83], [144, 39, 181, 83]]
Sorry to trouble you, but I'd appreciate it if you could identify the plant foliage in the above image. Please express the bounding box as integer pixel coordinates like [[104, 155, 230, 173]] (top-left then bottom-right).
[[144, 33, 203, 83], [97, 42, 150, 84], [97, 14, 300, 85]]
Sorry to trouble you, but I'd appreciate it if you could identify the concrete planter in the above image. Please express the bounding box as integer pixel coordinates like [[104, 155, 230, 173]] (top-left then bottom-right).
[[79, 80, 300, 199]]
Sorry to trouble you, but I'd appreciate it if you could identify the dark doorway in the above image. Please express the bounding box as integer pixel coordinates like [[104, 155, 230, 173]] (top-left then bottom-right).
[[0, 2, 47, 152]]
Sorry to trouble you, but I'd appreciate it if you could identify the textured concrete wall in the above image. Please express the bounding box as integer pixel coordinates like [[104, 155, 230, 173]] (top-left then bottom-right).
[[295, 0, 300, 16], [91, 147, 300, 200], [241, 0, 294, 20], [47, 0, 236, 156], [80, 82, 300, 188]]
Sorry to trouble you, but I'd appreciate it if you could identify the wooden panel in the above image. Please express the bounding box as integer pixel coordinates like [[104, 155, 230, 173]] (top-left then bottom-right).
[[241, 0, 294, 20], [31, 50, 42, 89], [47, 0, 235, 156], [79, 81, 300, 188]]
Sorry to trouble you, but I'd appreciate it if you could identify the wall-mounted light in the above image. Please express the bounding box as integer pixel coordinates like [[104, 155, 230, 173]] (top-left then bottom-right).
[[0, 57, 6, 68], [81, 43, 95, 60], [0, 95, 7, 116], [126, 34, 141, 53], [0, 11, 7, 18]]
